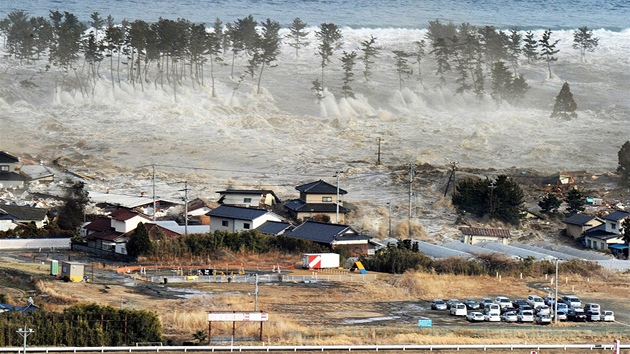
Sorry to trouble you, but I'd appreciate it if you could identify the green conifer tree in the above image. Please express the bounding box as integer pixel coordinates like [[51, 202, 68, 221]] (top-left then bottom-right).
[[551, 82, 577, 119]]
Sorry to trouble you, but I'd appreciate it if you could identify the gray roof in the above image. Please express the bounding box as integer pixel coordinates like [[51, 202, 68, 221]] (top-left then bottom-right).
[[216, 189, 281, 202], [284, 199, 349, 213], [0, 172, 27, 181], [284, 220, 369, 244], [603, 210, 630, 222], [583, 224, 620, 240], [442, 241, 506, 257], [532, 241, 612, 260], [476, 242, 556, 260], [207, 205, 270, 221], [414, 240, 472, 259], [256, 221, 293, 235], [296, 179, 347, 195], [89, 191, 182, 208], [151, 221, 210, 235], [563, 214, 599, 226], [508, 242, 579, 260], [0, 205, 48, 221]]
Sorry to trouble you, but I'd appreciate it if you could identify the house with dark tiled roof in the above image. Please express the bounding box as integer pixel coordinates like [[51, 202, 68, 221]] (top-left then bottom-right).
[[256, 220, 293, 235], [563, 214, 604, 239], [0, 204, 50, 231], [283, 220, 375, 256], [460, 227, 511, 245], [207, 205, 283, 233], [82, 208, 153, 254], [216, 189, 281, 208], [0, 151, 27, 189], [284, 180, 349, 224], [583, 210, 629, 252]]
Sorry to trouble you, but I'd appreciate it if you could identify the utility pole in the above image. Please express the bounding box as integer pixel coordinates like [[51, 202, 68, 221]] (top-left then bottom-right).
[[333, 171, 343, 223], [254, 273, 259, 311], [376, 137, 382, 165], [554, 259, 559, 325], [408, 163, 415, 238], [180, 181, 189, 235], [152, 164, 156, 221], [16, 326, 34, 354]]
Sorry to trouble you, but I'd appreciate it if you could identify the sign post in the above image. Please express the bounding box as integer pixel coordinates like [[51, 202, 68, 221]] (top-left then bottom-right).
[[208, 312, 269, 343]]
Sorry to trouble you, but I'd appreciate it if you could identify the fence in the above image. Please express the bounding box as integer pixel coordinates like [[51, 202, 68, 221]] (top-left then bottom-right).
[[150, 272, 377, 284]]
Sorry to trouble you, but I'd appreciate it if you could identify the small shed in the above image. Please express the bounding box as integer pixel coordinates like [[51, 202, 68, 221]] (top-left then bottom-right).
[[60, 261, 85, 282]]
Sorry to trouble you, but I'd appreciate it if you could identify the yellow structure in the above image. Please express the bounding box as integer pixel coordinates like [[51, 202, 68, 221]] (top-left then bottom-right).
[[61, 261, 85, 282]]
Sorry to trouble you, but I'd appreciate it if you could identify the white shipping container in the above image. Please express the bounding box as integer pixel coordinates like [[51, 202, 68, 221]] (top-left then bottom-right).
[[302, 253, 340, 269]]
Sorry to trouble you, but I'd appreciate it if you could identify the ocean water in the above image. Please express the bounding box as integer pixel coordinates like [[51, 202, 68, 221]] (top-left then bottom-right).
[[1, 0, 629, 31]]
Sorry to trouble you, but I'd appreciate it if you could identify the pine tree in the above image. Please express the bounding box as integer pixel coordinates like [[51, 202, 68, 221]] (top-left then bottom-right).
[[551, 82, 577, 119], [538, 193, 562, 215], [618, 140, 630, 186], [359, 35, 380, 82], [340, 50, 357, 98], [507, 29, 522, 72], [127, 223, 153, 257], [412, 40, 425, 82], [430, 37, 451, 85], [286, 17, 309, 59], [207, 19, 224, 97], [490, 60, 511, 103], [392, 50, 412, 91], [522, 30, 538, 64], [472, 52, 485, 100], [253, 18, 281, 94], [572, 26, 599, 62], [506, 73, 529, 105], [539, 29, 559, 78], [564, 187, 585, 216], [315, 22, 343, 91]]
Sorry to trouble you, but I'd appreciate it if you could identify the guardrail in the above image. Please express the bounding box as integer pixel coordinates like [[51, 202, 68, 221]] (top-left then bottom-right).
[[151, 273, 377, 284], [0, 343, 627, 353]]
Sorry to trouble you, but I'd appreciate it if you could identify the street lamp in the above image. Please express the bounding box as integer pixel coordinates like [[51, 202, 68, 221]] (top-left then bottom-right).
[[333, 171, 343, 223], [16, 326, 34, 354], [554, 258, 559, 325]]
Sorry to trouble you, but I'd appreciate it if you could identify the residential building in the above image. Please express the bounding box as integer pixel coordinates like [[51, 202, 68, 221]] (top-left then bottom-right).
[[0, 204, 49, 231], [563, 214, 604, 239], [216, 189, 281, 208], [206, 205, 283, 233], [0, 151, 26, 189], [583, 210, 629, 252], [460, 227, 510, 245], [284, 179, 349, 223], [283, 220, 375, 256]]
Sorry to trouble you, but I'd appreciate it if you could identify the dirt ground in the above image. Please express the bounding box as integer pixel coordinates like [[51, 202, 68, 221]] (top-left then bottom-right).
[[1, 251, 629, 348]]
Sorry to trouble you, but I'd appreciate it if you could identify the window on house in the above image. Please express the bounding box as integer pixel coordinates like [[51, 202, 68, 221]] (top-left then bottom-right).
[[0, 165, 8, 172], [244, 198, 252, 203], [243, 223, 250, 229], [611, 223, 616, 230], [221, 220, 229, 227], [322, 196, 332, 202]]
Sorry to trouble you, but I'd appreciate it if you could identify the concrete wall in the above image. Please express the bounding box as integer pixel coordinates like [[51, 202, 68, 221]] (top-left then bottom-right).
[[0, 238, 71, 250]]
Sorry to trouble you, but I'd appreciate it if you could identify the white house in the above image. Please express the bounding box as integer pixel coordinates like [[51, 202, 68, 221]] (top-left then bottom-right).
[[460, 227, 510, 245], [216, 189, 281, 208], [207, 205, 283, 233]]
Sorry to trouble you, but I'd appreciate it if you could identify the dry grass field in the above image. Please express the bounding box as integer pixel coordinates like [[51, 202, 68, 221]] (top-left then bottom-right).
[[1, 252, 629, 348]]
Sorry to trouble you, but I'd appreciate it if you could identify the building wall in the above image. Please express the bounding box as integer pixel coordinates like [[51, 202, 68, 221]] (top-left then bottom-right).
[[303, 193, 342, 205], [221, 193, 263, 208], [584, 236, 623, 251], [566, 224, 585, 239], [297, 211, 345, 224], [461, 235, 509, 245], [112, 215, 150, 233], [0, 238, 71, 250]]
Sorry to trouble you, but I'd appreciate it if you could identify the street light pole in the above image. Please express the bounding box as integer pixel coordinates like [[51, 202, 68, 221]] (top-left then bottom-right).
[[333, 171, 342, 223], [16, 326, 34, 354], [554, 259, 559, 325], [254, 273, 259, 311]]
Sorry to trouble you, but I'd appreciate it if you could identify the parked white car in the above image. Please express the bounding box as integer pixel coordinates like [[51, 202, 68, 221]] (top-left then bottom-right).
[[495, 296, 513, 309], [450, 303, 467, 316], [517, 310, 534, 323], [527, 295, 545, 309], [584, 303, 600, 312], [535, 313, 552, 325], [601, 311, 615, 322], [501, 311, 518, 322], [484, 303, 501, 316], [536, 305, 551, 315], [561, 295, 581, 309], [466, 311, 485, 322], [484, 312, 501, 322]]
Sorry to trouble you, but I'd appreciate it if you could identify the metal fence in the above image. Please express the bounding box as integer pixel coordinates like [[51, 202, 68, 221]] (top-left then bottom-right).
[[151, 273, 377, 284], [0, 343, 627, 353]]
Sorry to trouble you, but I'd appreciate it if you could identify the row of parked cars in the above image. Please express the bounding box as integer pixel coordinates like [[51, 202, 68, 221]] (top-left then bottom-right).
[[430, 294, 615, 325]]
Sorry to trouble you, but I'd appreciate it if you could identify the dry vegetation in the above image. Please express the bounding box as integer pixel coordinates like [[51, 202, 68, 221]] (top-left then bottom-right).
[[1, 252, 629, 347]]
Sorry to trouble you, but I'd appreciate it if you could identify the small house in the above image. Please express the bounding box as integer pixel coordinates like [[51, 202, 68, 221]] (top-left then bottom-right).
[[460, 227, 510, 245], [206, 205, 283, 233], [563, 214, 604, 239], [60, 261, 85, 282], [284, 179, 349, 224], [216, 189, 281, 208]]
